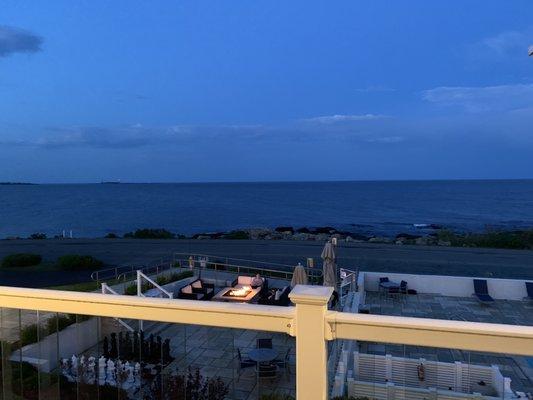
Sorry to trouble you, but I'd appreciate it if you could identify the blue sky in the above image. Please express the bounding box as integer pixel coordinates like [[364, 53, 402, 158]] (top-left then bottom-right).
[[1, 1, 532, 182]]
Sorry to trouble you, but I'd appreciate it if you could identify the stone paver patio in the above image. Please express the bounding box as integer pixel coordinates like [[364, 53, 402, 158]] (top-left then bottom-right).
[[97, 319, 296, 400]]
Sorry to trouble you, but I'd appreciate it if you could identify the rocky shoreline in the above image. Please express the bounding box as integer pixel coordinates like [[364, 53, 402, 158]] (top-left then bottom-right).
[[189, 226, 452, 246], [6, 226, 533, 250]]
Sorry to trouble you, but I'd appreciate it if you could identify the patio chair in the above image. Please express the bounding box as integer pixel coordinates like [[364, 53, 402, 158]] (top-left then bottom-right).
[[177, 284, 206, 300], [399, 280, 408, 294], [525, 282, 533, 301], [258, 286, 292, 306], [378, 277, 389, 292], [473, 279, 494, 304], [236, 348, 255, 380], [257, 338, 273, 349], [275, 347, 292, 377], [190, 279, 215, 300], [256, 363, 279, 383]]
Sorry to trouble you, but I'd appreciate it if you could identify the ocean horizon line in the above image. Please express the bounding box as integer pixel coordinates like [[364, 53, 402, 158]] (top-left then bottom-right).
[[2, 177, 533, 185]]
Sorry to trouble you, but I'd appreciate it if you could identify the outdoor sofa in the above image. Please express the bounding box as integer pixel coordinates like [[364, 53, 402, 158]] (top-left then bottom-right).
[[231, 275, 269, 297], [258, 286, 291, 306], [177, 279, 215, 300]]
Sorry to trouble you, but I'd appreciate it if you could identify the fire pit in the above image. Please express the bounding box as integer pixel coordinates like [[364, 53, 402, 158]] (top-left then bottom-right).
[[224, 286, 252, 298], [213, 285, 261, 302]]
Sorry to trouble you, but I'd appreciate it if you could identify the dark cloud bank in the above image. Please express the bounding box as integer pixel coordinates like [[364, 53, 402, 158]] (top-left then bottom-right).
[[0, 25, 42, 57]]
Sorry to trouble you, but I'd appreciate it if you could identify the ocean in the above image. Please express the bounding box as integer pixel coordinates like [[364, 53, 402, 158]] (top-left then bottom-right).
[[0, 180, 532, 239]]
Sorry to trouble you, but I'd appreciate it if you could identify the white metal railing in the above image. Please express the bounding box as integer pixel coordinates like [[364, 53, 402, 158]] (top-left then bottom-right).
[[339, 267, 358, 306], [0, 285, 531, 400], [101, 283, 135, 332], [136, 270, 173, 298], [173, 252, 323, 283]]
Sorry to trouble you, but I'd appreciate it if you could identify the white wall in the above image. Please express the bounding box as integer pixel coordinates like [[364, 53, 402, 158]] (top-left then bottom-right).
[[362, 271, 531, 300], [143, 276, 197, 298], [11, 318, 99, 373]]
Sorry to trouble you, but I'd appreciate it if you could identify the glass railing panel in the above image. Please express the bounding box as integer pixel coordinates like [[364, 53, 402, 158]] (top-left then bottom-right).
[[233, 329, 295, 400], [330, 338, 532, 400], [36, 311, 60, 399]]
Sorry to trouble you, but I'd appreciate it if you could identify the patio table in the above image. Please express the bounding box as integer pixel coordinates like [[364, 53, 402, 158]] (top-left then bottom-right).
[[248, 348, 278, 363]]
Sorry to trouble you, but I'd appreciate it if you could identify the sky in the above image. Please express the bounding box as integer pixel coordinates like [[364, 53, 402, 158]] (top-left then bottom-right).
[[1, 1, 533, 183]]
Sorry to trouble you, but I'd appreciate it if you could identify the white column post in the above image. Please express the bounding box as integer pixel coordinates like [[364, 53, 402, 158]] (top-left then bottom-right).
[[386, 382, 396, 400], [385, 354, 393, 382], [353, 351, 360, 378], [290, 285, 333, 400], [137, 270, 142, 296], [455, 361, 463, 392], [137, 270, 144, 331]]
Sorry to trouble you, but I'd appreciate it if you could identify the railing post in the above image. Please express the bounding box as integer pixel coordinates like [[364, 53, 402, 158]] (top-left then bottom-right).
[[290, 285, 333, 400], [454, 361, 462, 392]]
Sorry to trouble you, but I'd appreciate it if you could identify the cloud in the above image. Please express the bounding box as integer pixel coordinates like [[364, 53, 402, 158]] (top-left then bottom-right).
[[481, 30, 530, 57], [0, 25, 42, 58], [0, 124, 271, 149], [421, 84, 533, 112], [301, 114, 387, 124], [0, 115, 406, 150]]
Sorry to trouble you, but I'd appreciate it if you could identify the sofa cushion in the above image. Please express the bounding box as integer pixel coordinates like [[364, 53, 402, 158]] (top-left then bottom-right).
[[237, 276, 253, 285], [191, 280, 202, 289]]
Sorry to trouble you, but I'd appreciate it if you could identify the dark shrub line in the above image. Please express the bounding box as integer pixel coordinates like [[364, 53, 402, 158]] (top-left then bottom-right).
[[57, 254, 103, 270], [1, 253, 42, 268]]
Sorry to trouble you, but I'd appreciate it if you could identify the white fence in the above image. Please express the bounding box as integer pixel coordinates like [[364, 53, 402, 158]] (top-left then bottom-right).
[[352, 352, 512, 397], [347, 379, 497, 400]]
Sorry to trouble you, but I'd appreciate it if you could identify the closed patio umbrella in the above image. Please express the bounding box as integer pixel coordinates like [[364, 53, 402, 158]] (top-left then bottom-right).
[[321, 241, 337, 288], [291, 263, 308, 288]]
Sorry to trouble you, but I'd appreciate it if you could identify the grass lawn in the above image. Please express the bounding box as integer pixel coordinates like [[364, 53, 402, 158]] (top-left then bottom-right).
[[47, 281, 101, 292], [47, 277, 127, 292]]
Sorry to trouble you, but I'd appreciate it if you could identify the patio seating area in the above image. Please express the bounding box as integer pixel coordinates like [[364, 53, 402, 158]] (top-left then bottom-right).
[[176, 273, 293, 306]]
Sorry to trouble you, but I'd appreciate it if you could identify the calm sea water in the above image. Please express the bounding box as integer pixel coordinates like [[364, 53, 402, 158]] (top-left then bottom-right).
[[0, 180, 532, 238]]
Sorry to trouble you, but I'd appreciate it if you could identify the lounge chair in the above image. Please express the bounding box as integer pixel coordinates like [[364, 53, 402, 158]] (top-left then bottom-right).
[[525, 282, 533, 301], [473, 279, 494, 304]]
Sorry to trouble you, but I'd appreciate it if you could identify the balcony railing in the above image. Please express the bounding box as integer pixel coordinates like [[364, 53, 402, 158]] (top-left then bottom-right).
[[0, 284, 531, 399], [90, 253, 323, 289]]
